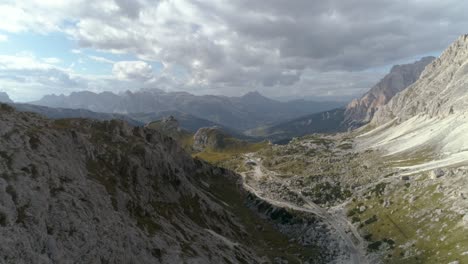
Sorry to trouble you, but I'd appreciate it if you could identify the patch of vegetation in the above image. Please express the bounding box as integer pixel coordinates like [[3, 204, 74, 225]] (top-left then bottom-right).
[[371, 183, 387, 197], [364, 215, 378, 225], [194, 141, 268, 164], [0, 151, 13, 169], [368, 241, 382, 252], [386, 147, 436, 167], [301, 182, 352, 205], [337, 143, 353, 150], [0, 211, 7, 226], [16, 202, 30, 225], [0, 103, 14, 112], [348, 181, 468, 263], [127, 201, 161, 236]]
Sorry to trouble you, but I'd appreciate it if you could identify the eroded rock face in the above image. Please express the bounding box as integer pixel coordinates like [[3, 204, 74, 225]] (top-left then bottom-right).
[[344, 56, 435, 127], [193, 127, 226, 151], [372, 35, 468, 125], [0, 105, 271, 263]]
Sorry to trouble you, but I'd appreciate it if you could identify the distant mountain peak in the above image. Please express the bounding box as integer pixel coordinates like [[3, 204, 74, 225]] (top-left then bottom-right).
[[344, 56, 435, 126], [0, 91, 13, 103], [372, 33, 468, 126], [242, 90, 264, 98]]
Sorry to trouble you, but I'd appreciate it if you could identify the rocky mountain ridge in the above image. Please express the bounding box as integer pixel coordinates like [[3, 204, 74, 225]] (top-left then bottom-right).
[[345, 56, 435, 127], [363, 34, 468, 161], [0, 103, 327, 263], [372, 35, 468, 125]]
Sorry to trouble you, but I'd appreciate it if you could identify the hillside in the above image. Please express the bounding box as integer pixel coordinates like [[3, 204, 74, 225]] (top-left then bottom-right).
[[11, 103, 143, 126], [249, 108, 347, 143], [364, 34, 468, 169], [0, 103, 329, 263]]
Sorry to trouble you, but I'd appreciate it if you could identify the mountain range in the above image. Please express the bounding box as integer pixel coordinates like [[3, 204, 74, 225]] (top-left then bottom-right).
[[32, 89, 343, 131], [3, 55, 435, 143]]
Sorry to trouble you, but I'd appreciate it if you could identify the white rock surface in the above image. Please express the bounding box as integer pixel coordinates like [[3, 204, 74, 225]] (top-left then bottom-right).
[[360, 35, 468, 172]]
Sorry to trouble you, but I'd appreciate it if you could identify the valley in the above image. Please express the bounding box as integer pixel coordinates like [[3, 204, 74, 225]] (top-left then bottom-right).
[[1, 6, 468, 262]]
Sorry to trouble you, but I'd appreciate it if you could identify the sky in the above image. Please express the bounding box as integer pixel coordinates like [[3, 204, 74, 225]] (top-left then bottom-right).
[[0, 0, 466, 102]]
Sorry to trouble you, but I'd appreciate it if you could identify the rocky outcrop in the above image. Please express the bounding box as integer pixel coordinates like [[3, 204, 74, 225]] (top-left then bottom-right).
[[145, 115, 180, 134], [0, 104, 308, 263], [193, 127, 227, 151], [345, 56, 435, 127]]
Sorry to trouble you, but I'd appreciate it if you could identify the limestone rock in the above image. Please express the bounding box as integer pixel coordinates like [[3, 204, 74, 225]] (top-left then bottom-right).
[[0, 105, 280, 263], [193, 127, 227, 151], [345, 56, 435, 127], [430, 169, 445, 179]]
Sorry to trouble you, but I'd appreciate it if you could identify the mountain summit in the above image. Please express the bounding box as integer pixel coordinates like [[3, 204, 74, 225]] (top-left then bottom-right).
[[345, 56, 435, 127]]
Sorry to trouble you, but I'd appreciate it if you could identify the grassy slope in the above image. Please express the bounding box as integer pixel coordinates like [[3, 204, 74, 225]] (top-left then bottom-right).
[[234, 133, 468, 263]]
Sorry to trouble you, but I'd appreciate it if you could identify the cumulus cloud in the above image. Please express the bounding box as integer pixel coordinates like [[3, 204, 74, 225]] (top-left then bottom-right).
[[0, 54, 82, 100], [0, 54, 159, 101], [1, 0, 468, 98], [64, 0, 468, 88], [112, 61, 153, 81]]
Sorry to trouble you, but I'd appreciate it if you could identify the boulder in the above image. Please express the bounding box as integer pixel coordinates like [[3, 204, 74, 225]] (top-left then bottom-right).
[[429, 169, 445, 179]]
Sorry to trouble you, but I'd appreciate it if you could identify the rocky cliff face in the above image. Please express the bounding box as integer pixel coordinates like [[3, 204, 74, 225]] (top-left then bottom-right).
[[0, 104, 314, 263], [362, 34, 468, 167], [345, 56, 435, 126], [372, 35, 468, 125]]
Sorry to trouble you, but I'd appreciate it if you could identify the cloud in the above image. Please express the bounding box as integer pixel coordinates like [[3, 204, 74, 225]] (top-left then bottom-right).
[[0, 54, 83, 101], [112, 61, 153, 81], [88, 55, 114, 64], [42, 57, 62, 64], [1, 0, 468, 99], [63, 0, 468, 88], [0, 34, 8, 42], [0, 53, 158, 101]]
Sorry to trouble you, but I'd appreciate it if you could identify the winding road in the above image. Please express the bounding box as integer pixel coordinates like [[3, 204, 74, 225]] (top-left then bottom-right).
[[240, 154, 369, 264]]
